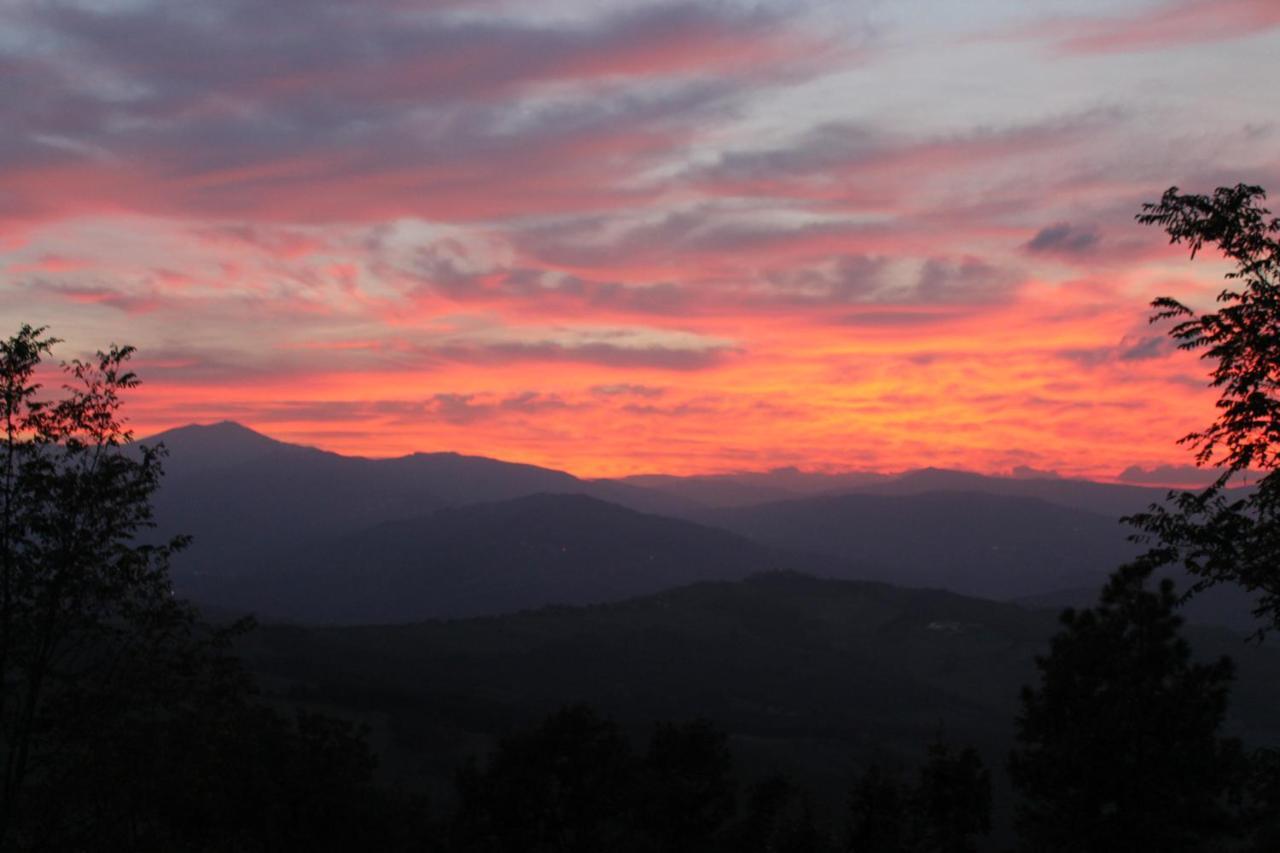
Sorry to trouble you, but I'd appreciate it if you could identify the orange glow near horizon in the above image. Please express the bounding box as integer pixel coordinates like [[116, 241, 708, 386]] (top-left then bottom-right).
[[2, 1, 1276, 484], [112, 271, 1225, 482]]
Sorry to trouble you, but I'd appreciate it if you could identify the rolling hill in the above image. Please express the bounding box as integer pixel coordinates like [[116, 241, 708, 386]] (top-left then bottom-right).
[[142, 422, 1255, 631], [612, 466, 1178, 518], [698, 491, 1140, 600], [143, 422, 693, 582], [184, 493, 816, 623], [239, 572, 1280, 821], [852, 467, 1175, 519]]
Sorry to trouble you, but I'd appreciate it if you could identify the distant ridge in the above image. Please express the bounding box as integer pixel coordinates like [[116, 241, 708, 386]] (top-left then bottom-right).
[[141, 421, 1250, 632], [614, 464, 1181, 518], [142, 421, 698, 580], [614, 467, 891, 507], [698, 490, 1140, 600], [142, 421, 1177, 517], [856, 467, 1172, 518], [191, 493, 806, 624]]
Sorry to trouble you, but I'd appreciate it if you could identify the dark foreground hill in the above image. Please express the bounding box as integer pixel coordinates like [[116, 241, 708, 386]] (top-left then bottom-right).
[[186, 494, 814, 623], [238, 572, 1280, 835]]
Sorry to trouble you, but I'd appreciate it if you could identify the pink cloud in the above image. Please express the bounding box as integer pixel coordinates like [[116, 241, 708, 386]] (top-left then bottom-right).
[[1045, 0, 1280, 54], [6, 253, 91, 274]]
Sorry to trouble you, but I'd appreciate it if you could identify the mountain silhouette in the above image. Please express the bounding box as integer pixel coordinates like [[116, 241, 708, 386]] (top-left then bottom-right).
[[143, 422, 694, 581], [614, 468, 891, 507], [699, 491, 1140, 600], [615, 465, 1177, 517], [857, 467, 1174, 518], [142, 423, 1239, 627], [185, 493, 811, 623]]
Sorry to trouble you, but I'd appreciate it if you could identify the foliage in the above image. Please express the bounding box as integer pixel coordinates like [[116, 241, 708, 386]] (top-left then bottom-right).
[[1128, 184, 1280, 634], [450, 705, 839, 853], [0, 324, 425, 852], [451, 704, 637, 853], [0, 324, 199, 846], [1009, 564, 1243, 852], [722, 774, 829, 853], [449, 703, 991, 853], [845, 765, 907, 853], [1239, 747, 1280, 853], [911, 740, 991, 853], [638, 718, 736, 853], [845, 740, 990, 853]]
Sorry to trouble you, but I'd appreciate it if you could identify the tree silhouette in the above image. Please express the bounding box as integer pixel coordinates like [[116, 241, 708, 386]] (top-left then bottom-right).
[[638, 718, 735, 853], [451, 704, 637, 853], [911, 740, 990, 853], [726, 774, 829, 853], [0, 325, 419, 852], [1128, 184, 1280, 635], [845, 740, 990, 853], [845, 764, 908, 853], [449, 705, 846, 852], [1009, 564, 1242, 852], [1245, 747, 1280, 852], [0, 325, 200, 847]]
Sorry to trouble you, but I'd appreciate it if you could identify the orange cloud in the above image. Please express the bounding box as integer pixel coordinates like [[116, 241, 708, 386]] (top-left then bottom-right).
[[2, 0, 1272, 481]]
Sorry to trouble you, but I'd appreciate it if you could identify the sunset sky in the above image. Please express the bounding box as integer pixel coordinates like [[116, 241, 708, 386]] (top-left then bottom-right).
[[3, 0, 1278, 479]]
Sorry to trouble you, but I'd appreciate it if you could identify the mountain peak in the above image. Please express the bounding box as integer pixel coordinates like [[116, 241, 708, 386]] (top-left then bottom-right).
[[174, 420, 269, 436], [144, 419, 282, 445], [140, 421, 294, 470]]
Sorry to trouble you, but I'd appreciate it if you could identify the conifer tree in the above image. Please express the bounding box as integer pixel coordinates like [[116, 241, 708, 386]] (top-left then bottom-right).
[[1009, 565, 1242, 852]]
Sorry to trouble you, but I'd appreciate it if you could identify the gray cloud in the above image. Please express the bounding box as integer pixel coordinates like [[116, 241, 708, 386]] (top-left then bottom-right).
[[424, 391, 577, 425], [1058, 334, 1175, 367], [689, 110, 1128, 190], [1116, 464, 1231, 488], [621, 401, 716, 417], [1116, 335, 1173, 361], [913, 257, 1019, 305], [590, 383, 666, 398], [0, 2, 821, 223], [515, 203, 886, 268], [425, 340, 733, 370], [1025, 222, 1102, 255], [174, 392, 579, 426], [835, 310, 956, 327], [1010, 464, 1061, 480]]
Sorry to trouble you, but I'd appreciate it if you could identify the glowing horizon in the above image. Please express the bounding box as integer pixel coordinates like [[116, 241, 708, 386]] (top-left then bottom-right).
[[3, 0, 1278, 481]]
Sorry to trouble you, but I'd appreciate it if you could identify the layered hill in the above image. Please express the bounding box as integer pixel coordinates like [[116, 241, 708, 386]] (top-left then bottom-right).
[[241, 572, 1280, 804], [189, 493, 807, 624], [698, 491, 1140, 600], [143, 422, 1256, 630], [144, 421, 692, 582], [614, 466, 1176, 517]]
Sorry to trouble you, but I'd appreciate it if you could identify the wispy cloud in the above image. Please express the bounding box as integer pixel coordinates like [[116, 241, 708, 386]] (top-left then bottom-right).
[[1043, 0, 1280, 54], [1, 0, 1273, 477]]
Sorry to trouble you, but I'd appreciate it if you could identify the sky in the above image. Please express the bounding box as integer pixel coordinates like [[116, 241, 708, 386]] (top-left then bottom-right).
[[2, 0, 1278, 480]]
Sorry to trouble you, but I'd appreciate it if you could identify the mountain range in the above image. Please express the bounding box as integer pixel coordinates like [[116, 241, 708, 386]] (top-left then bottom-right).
[[144, 422, 1250, 628], [189, 493, 808, 624]]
